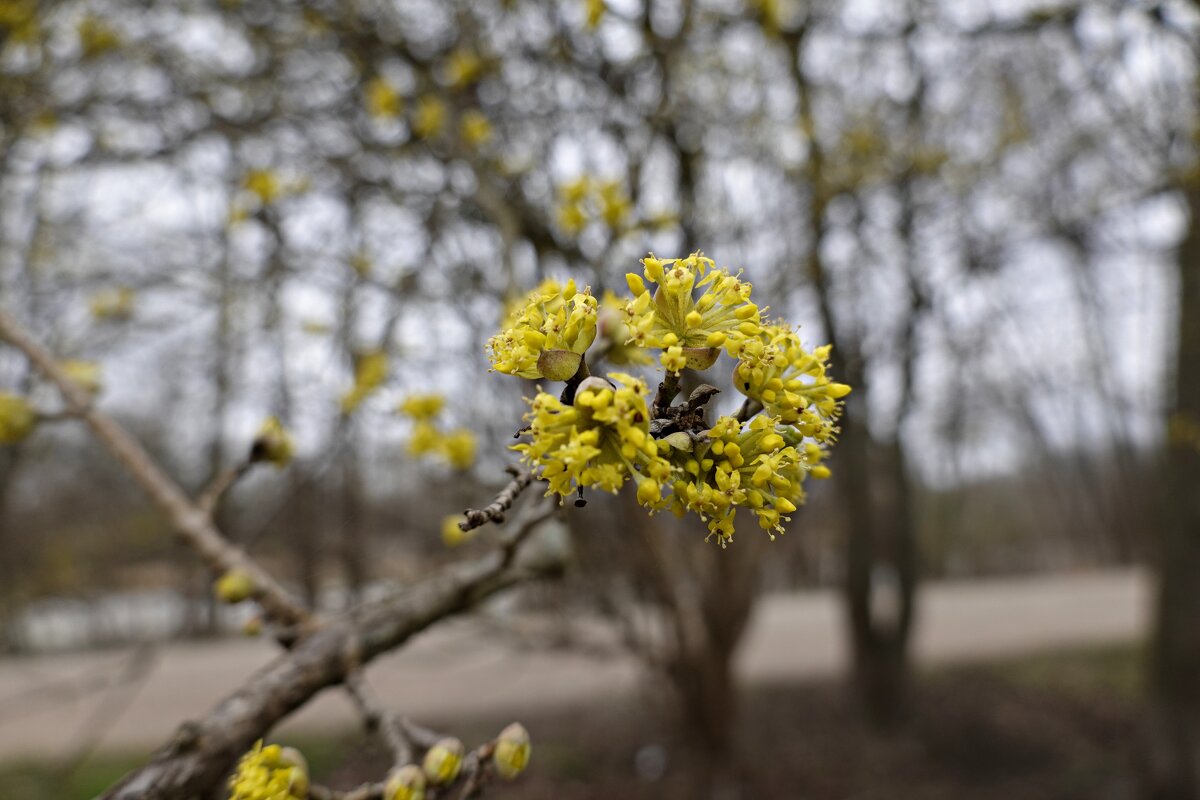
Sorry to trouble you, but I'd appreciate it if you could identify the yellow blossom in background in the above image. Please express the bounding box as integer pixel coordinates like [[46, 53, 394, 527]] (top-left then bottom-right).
[[350, 252, 372, 277], [441, 515, 473, 547], [514, 373, 671, 501], [89, 286, 135, 321], [365, 76, 403, 119], [731, 324, 849, 444], [460, 109, 493, 147], [412, 95, 446, 139], [61, 360, 102, 394], [243, 169, 282, 205], [0, 393, 35, 445], [77, 14, 119, 57], [227, 741, 309, 800], [0, 0, 39, 43], [747, 0, 784, 34], [623, 252, 764, 373], [398, 393, 445, 421], [585, 0, 605, 28], [440, 428, 477, 470], [215, 570, 255, 603], [488, 279, 597, 380], [340, 350, 389, 414], [597, 180, 631, 229], [406, 421, 441, 457], [253, 416, 295, 468], [493, 723, 531, 780], [444, 48, 484, 88]]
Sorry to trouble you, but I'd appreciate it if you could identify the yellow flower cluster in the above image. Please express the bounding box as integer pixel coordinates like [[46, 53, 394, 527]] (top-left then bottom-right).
[[658, 415, 822, 544], [365, 76, 403, 119], [731, 324, 850, 444], [412, 95, 446, 139], [514, 373, 671, 502], [490, 254, 847, 543], [487, 280, 597, 380], [555, 176, 631, 235], [493, 723, 531, 780], [227, 741, 309, 800], [623, 253, 763, 374], [398, 393, 477, 470], [0, 393, 35, 444], [340, 350, 388, 414], [460, 109, 493, 147]]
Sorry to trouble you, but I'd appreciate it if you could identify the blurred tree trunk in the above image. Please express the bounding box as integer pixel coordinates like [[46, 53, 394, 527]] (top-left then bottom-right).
[[1145, 183, 1200, 799]]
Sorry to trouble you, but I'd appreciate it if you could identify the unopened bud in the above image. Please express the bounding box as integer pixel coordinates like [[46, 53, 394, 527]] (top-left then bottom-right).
[[252, 416, 295, 468], [492, 722, 531, 780], [422, 737, 464, 785], [385, 764, 426, 800], [682, 347, 720, 370], [214, 570, 255, 604], [536, 349, 583, 381]]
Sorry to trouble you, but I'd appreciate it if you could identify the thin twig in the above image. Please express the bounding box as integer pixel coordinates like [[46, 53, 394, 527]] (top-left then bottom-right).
[[734, 398, 763, 422], [0, 310, 310, 627], [461, 466, 534, 531], [344, 672, 414, 767], [197, 460, 255, 516]]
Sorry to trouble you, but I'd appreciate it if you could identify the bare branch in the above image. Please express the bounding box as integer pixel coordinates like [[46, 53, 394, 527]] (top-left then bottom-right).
[[0, 310, 310, 627], [461, 466, 534, 531]]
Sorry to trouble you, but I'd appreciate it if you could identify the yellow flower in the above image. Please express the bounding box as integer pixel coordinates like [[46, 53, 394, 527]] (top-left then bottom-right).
[[0, 393, 35, 445], [585, 0, 605, 27], [77, 14, 119, 57], [215, 570, 255, 604], [61, 360, 102, 394], [659, 414, 815, 545], [340, 350, 388, 414], [487, 280, 597, 380], [412, 96, 446, 139], [444, 48, 484, 88], [493, 722, 531, 780], [422, 737, 464, 784], [407, 422, 442, 457], [623, 252, 763, 372], [228, 741, 309, 800], [243, 169, 282, 204], [514, 373, 672, 499], [384, 764, 425, 800], [460, 109, 493, 147], [253, 417, 295, 468], [440, 428, 477, 470], [398, 394, 445, 422], [365, 76, 403, 119], [441, 515, 473, 547], [89, 287, 135, 321], [731, 325, 848, 443], [597, 180, 631, 229]]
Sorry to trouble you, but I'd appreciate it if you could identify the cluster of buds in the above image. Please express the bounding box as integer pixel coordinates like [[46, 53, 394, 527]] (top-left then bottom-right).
[[555, 175, 632, 234], [487, 279, 598, 381], [340, 350, 389, 414], [397, 393, 477, 471], [380, 725, 527, 799], [488, 253, 847, 544], [227, 741, 309, 800], [251, 417, 295, 469]]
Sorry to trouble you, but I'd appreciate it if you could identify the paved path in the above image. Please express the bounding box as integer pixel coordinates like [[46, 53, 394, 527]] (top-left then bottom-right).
[[0, 569, 1150, 761]]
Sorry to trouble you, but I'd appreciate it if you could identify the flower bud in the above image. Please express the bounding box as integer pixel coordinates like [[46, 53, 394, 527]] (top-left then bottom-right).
[[214, 570, 255, 604], [492, 722, 531, 780], [61, 360, 103, 394], [252, 417, 294, 468], [0, 393, 36, 445], [241, 615, 264, 637], [422, 737, 464, 785], [536, 349, 583, 381], [385, 764, 427, 800]]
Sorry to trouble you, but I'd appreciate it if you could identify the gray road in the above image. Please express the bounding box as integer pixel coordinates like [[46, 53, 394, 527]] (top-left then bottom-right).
[[0, 569, 1149, 761]]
